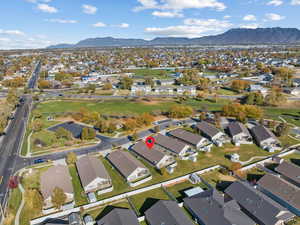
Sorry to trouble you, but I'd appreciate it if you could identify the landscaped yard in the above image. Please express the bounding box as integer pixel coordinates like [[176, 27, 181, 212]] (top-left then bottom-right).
[[264, 106, 300, 127], [130, 68, 172, 79], [68, 164, 88, 206], [129, 187, 170, 215], [282, 152, 300, 166], [200, 169, 236, 190]]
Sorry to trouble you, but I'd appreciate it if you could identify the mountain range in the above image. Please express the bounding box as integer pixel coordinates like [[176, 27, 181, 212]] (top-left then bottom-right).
[[47, 27, 300, 49]]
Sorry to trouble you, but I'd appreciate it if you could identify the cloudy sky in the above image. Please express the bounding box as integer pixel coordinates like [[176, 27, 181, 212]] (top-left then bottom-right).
[[0, 0, 300, 49]]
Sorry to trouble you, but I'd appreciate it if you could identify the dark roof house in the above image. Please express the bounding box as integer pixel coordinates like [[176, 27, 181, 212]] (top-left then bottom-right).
[[168, 128, 205, 148], [97, 208, 140, 225], [154, 133, 189, 155], [225, 181, 294, 225], [195, 121, 222, 140], [145, 200, 194, 225], [275, 161, 300, 187], [183, 188, 255, 225]]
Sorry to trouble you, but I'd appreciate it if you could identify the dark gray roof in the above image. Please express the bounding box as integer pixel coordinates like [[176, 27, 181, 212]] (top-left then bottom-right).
[[106, 150, 148, 178], [76, 155, 111, 188], [225, 181, 294, 225], [196, 121, 221, 139], [145, 200, 194, 225], [168, 128, 205, 147], [184, 189, 255, 225], [228, 122, 250, 137], [131, 140, 167, 166], [40, 165, 73, 199], [257, 174, 300, 210], [97, 208, 140, 225], [250, 125, 277, 143], [154, 133, 188, 154], [275, 161, 300, 186]]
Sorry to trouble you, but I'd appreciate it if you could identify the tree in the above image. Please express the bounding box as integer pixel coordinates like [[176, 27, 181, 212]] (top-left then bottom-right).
[[66, 152, 77, 165], [81, 127, 96, 140], [51, 187, 67, 209], [154, 125, 160, 133], [25, 188, 43, 215], [31, 119, 43, 132], [275, 123, 289, 137], [38, 80, 51, 89], [6, 88, 18, 106], [55, 127, 72, 140], [199, 112, 206, 121], [102, 82, 113, 90], [237, 111, 247, 123], [230, 162, 242, 172], [214, 112, 221, 128], [131, 131, 139, 141], [144, 78, 154, 87], [120, 77, 133, 90], [168, 105, 193, 118], [275, 67, 295, 86], [264, 87, 286, 106], [231, 80, 250, 93]]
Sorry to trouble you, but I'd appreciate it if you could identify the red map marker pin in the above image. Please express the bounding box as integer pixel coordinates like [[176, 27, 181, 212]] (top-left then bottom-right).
[[145, 136, 155, 149]]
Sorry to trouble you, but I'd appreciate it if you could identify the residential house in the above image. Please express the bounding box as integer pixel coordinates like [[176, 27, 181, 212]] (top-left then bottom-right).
[[154, 86, 174, 95], [130, 140, 176, 170], [248, 84, 268, 96], [227, 122, 252, 145], [167, 129, 211, 152], [97, 208, 140, 225], [289, 87, 300, 96], [176, 85, 197, 96], [145, 200, 194, 225], [106, 150, 151, 184], [131, 85, 151, 95], [225, 181, 294, 225], [257, 174, 300, 216], [75, 155, 112, 195], [250, 125, 281, 152], [184, 188, 255, 225], [275, 161, 300, 188], [195, 121, 228, 146], [154, 133, 197, 158], [40, 165, 74, 212], [157, 79, 175, 86]]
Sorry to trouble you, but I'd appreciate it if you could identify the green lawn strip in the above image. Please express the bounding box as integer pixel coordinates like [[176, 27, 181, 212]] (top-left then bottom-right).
[[282, 152, 300, 166], [200, 170, 236, 190], [84, 199, 131, 220], [241, 167, 266, 182], [166, 181, 207, 202], [68, 164, 88, 206], [216, 88, 238, 96], [5, 188, 22, 225], [278, 135, 300, 147], [129, 187, 171, 215], [263, 107, 300, 126]]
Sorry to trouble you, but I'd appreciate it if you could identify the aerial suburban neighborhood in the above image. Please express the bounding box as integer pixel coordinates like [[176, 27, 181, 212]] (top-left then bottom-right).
[[1, 1, 300, 225]]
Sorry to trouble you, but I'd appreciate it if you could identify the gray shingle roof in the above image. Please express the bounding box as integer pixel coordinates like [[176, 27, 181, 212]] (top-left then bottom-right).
[[196, 121, 221, 139], [131, 140, 166, 166], [250, 125, 277, 143], [106, 150, 147, 178], [154, 133, 188, 154], [97, 208, 140, 225], [225, 181, 294, 225], [76, 155, 111, 188], [168, 128, 204, 147], [184, 189, 255, 225], [275, 161, 300, 186], [145, 200, 194, 225], [228, 122, 250, 137], [257, 174, 300, 210], [40, 165, 73, 199]]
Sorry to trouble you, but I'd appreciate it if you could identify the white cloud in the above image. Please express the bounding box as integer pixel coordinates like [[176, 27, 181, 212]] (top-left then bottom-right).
[[240, 23, 260, 29], [265, 13, 285, 20], [37, 4, 58, 13], [152, 11, 184, 18], [0, 29, 25, 36], [46, 19, 78, 24], [117, 23, 130, 28], [223, 15, 231, 19], [267, 0, 283, 6], [291, 0, 300, 5], [25, 0, 52, 3], [93, 22, 107, 27], [134, 0, 226, 12], [145, 18, 232, 38], [243, 14, 256, 21], [0, 38, 11, 42], [0, 37, 53, 49], [82, 4, 98, 14]]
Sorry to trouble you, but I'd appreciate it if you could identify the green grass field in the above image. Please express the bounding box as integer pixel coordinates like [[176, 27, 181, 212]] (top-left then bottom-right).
[[264, 106, 300, 126], [130, 68, 172, 79]]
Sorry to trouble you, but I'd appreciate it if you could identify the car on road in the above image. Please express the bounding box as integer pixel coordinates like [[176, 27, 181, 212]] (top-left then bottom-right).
[[33, 158, 45, 164]]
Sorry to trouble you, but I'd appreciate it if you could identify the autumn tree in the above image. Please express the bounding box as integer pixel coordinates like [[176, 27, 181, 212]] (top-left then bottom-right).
[[168, 105, 193, 118], [66, 152, 77, 165], [102, 82, 113, 90], [275, 123, 289, 137], [275, 67, 295, 86], [81, 127, 96, 140], [120, 77, 133, 90], [6, 88, 19, 106], [51, 187, 67, 209], [31, 119, 43, 132], [231, 80, 250, 93], [25, 188, 43, 215], [55, 127, 72, 140]]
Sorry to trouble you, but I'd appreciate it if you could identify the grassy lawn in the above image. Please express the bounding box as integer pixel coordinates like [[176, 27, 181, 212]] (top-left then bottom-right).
[[201, 169, 236, 191], [166, 180, 207, 202], [130, 68, 172, 79], [68, 164, 88, 206], [278, 135, 300, 147], [216, 88, 238, 96], [129, 187, 170, 215], [4, 188, 22, 225], [264, 106, 300, 127], [32, 98, 230, 117], [84, 199, 131, 220], [282, 152, 300, 166], [240, 167, 266, 182]]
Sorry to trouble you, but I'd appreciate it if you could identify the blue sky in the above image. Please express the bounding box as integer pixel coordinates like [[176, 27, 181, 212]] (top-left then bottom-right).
[[0, 0, 300, 49]]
